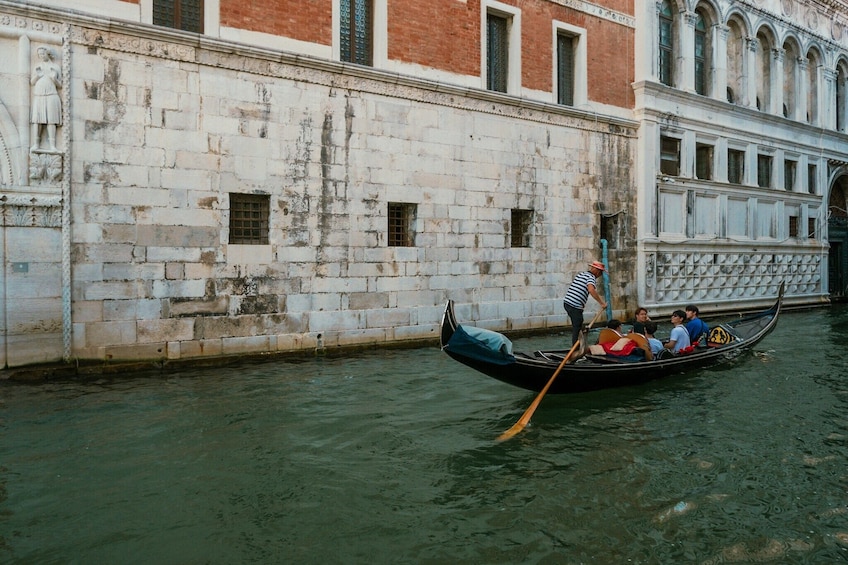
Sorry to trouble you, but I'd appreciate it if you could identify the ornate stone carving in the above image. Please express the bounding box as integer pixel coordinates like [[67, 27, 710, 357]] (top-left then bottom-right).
[[833, 19, 844, 41], [29, 152, 63, 183], [805, 7, 820, 32], [0, 194, 62, 227], [649, 251, 821, 302], [30, 46, 63, 153], [781, 0, 794, 17]]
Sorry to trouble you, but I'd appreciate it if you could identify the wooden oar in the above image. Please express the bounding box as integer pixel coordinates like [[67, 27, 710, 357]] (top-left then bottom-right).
[[497, 309, 605, 442]]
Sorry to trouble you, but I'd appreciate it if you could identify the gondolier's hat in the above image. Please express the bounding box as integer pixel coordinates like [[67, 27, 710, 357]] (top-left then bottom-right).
[[588, 261, 606, 272]]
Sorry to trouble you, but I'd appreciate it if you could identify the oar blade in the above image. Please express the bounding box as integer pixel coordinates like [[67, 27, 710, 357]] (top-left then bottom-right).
[[496, 420, 528, 442], [494, 310, 604, 442]]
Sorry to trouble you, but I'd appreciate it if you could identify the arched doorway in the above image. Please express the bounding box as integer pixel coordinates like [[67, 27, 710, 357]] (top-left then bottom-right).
[[828, 174, 848, 300]]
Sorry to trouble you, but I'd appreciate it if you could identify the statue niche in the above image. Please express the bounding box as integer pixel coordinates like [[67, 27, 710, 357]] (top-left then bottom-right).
[[30, 45, 62, 154]]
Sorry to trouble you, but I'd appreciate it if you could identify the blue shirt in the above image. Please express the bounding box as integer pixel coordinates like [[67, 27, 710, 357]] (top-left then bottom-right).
[[686, 318, 709, 341]]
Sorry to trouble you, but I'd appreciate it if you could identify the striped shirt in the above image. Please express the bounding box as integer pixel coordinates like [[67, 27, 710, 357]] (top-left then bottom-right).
[[563, 271, 598, 309]]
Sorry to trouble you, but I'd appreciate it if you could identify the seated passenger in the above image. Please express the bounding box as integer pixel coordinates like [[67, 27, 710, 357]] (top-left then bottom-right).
[[684, 304, 709, 342], [606, 319, 623, 334], [644, 321, 664, 357], [664, 310, 691, 354], [629, 307, 650, 335]]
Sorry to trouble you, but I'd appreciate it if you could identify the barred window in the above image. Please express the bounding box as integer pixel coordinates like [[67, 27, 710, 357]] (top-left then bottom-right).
[[510, 209, 533, 247], [557, 33, 575, 106], [153, 0, 204, 33], [388, 203, 416, 247], [487, 13, 509, 93], [229, 193, 269, 245], [340, 0, 373, 66]]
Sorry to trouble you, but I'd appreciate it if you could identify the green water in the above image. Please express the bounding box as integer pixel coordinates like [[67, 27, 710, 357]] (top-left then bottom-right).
[[2, 306, 848, 564]]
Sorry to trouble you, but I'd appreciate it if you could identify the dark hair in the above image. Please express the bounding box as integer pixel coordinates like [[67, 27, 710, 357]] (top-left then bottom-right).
[[685, 304, 699, 315], [635, 307, 648, 316], [672, 309, 686, 319], [607, 319, 622, 329], [644, 321, 658, 335]]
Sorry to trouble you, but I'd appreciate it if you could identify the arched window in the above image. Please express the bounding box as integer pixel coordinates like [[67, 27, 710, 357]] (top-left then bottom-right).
[[756, 31, 772, 111], [837, 65, 847, 131], [694, 12, 708, 95], [726, 19, 745, 104], [659, 0, 674, 86], [807, 49, 819, 124], [783, 41, 798, 119]]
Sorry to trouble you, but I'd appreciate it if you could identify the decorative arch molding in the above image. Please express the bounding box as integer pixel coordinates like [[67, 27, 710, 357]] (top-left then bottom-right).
[[724, 10, 753, 36], [826, 162, 848, 191], [692, 0, 720, 26]]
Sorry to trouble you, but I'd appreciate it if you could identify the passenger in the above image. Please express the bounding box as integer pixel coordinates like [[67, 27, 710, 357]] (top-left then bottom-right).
[[606, 319, 623, 334], [563, 261, 607, 346], [684, 304, 709, 342], [629, 307, 650, 335], [643, 321, 664, 357], [664, 310, 691, 354]]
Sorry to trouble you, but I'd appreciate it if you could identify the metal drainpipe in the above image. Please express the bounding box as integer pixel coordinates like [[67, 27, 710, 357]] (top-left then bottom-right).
[[600, 239, 612, 320]]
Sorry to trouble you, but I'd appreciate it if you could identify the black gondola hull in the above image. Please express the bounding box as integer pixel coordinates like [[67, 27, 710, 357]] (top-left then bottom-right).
[[440, 283, 783, 394]]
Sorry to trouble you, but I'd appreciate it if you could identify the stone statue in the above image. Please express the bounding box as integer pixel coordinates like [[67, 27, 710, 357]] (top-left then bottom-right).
[[30, 46, 62, 153]]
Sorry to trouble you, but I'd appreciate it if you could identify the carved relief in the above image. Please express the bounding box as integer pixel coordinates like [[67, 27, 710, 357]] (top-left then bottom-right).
[[0, 195, 62, 227], [648, 251, 820, 302], [805, 7, 819, 32], [30, 46, 62, 153], [781, 0, 794, 17], [29, 152, 63, 183]]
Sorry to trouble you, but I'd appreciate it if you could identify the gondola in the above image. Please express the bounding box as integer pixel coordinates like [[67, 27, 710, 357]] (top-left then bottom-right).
[[440, 281, 784, 394]]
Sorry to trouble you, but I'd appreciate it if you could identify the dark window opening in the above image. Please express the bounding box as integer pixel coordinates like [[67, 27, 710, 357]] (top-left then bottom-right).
[[728, 149, 745, 184], [658, 1, 674, 86], [694, 14, 707, 95], [388, 203, 416, 247], [696, 143, 713, 180], [341, 0, 373, 66], [153, 0, 204, 33], [808, 217, 817, 239], [784, 160, 796, 191], [600, 214, 620, 250], [510, 209, 533, 247], [229, 193, 269, 245], [808, 164, 817, 194], [789, 215, 798, 237], [757, 154, 772, 188], [660, 136, 680, 176], [557, 33, 575, 106], [487, 13, 509, 93]]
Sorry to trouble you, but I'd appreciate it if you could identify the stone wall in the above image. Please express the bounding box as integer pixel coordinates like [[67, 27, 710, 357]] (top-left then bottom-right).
[[0, 7, 637, 367]]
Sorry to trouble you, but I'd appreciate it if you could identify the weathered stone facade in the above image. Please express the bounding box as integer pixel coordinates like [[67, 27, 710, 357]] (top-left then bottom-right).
[[633, 0, 848, 314], [0, 1, 637, 368]]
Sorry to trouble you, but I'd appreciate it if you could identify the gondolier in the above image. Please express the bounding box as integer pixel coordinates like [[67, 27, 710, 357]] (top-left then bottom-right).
[[563, 260, 608, 345]]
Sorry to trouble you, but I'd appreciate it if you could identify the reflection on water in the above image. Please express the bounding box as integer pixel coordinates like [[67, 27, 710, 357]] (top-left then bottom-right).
[[3, 306, 848, 563]]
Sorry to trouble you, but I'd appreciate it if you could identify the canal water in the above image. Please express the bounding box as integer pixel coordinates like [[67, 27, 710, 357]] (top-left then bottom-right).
[[2, 306, 848, 564]]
